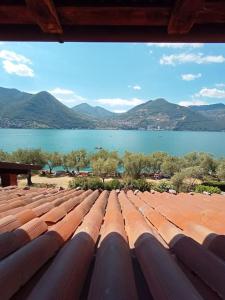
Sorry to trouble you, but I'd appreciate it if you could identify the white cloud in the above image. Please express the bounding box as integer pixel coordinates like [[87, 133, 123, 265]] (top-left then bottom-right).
[[0, 42, 5, 45], [2, 60, 34, 77], [133, 85, 141, 90], [96, 98, 144, 107], [0, 49, 34, 77], [128, 85, 142, 90], [48, 88, 74, 95], [181, 73, 202, 81], [0, 50, 31, 64], [179, 100, 207, 107], [160, 53, 225, 65], [147, 43, 203, 48], [113, 109, 127, 113], [215, 83, 225, 88], [48, 87, 86, 106], [195, 88, 225, 98]]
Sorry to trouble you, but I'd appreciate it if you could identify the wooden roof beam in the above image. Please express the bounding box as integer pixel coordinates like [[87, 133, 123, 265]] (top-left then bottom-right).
[[25, 0, 63, 34], [168, 0, 205, 34]]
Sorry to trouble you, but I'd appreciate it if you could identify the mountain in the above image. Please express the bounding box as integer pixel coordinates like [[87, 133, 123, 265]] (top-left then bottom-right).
[[72, 103, 115, 119], [0, 86, 225, 131], [190, 103, 225, 111], [100, 98, 224, 131], [0, 88, 94, 129], [190, 103, 225, 129]]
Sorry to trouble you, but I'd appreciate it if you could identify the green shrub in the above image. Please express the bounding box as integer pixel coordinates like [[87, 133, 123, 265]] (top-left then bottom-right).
[[123, 178, 151, 192], [86, 177, 104, 190], [154, 181, 174, 193], [69, 177, 87, 189], [69, 177, 103, 190], [194, 184, 221, 194], [33, 183, 57, 188], [202, 180, 225, 191], [104, 179, 122, 191]]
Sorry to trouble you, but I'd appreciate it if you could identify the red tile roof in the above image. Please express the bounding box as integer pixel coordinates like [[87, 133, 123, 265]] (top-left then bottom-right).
[[0, 186, 224, 299]]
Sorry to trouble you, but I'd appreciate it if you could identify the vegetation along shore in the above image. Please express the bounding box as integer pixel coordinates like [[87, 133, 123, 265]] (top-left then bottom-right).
[[1, 148, 225, 194]]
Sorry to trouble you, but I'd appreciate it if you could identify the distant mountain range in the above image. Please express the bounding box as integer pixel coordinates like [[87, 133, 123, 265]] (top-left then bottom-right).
[[0, 87, 94, 129], [0, 86, 225, 131], [72, 103, 115, 119]]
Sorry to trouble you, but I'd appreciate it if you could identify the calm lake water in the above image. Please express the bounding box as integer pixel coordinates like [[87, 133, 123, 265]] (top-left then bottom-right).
[[0, 129, 225, 157]]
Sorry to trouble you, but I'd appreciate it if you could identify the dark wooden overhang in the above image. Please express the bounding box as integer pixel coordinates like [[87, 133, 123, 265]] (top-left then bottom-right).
[[0, 161, 41, 175], [0, 0, 225, 42]]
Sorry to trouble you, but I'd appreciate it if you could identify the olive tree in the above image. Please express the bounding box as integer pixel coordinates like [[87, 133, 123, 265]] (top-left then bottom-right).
[[0, 150, 9, 162], [11, 149, 46, 165], [216, 160, 225, 181], [147, 152, 169, 173], [123, 152, 147, 179], [11, 149, 46, 185], [46, 152, 62, 174], [67, 149, 89, 173], [199, 153, 217, 175], [62, 154, 70, 173], [171, 172, 186, 192], [92, 157, 118, 182], [171, 166, 205, 192], [161, 156, 182, 177], [91, 149, 120, 182]]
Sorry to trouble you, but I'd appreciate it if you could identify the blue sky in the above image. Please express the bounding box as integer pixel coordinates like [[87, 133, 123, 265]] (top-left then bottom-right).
[[0, 42, 225, 112]]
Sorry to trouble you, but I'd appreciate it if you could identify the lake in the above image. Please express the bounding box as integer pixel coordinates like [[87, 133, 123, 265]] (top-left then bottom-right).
[[0, 129, 225, 157]]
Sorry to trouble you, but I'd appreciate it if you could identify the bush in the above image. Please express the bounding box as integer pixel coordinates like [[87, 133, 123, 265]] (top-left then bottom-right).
[[171, 172, 186, 192], [104, 179, 122, 191], [123, 178, 151, 192], [202, 180, 225, 191], [154, 181, 174, 193], [194, 184, 221, 194], [69, 177, 103, 190], [33, 183, 57, 188]]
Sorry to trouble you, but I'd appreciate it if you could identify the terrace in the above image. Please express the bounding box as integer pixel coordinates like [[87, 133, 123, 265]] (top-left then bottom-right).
[[0, 187, 224, 299]]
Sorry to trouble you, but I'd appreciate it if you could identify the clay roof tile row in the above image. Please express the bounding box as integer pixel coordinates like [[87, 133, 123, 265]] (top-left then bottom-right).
[[0, 186, 224, 299]]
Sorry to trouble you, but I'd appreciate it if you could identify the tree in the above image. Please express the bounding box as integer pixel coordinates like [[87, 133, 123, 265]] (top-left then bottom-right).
[[62, 154, 70, 173], [0, 150, 9, 161], [161, 157, 182, 177], [11, 149, 46, 185], [147, 152, 169, 173], [171, 166, 204, 192], [171, 172, 186, 192], [216, 160, 225, 181], [123, 152, 147, 179], [91, 149, 120, 182], [67, 149, 89, 173], [91, 149, 119, 161], [46, 152, 62, 174], [182, 152, 201, 168], [92, 157, 118, 182], [199, 153, 217, 175], [11, 149, 46, 166]]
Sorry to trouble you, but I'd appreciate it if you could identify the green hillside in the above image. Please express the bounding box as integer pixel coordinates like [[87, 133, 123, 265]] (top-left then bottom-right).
[[0, 88, 94, 128]]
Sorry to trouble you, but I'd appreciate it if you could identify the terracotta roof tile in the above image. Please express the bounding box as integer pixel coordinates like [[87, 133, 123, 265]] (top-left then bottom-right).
[[0, 187, 224, 299]]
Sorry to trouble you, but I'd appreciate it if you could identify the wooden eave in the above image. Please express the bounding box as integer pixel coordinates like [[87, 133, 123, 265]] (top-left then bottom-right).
[[0, 1, 225, 42]]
